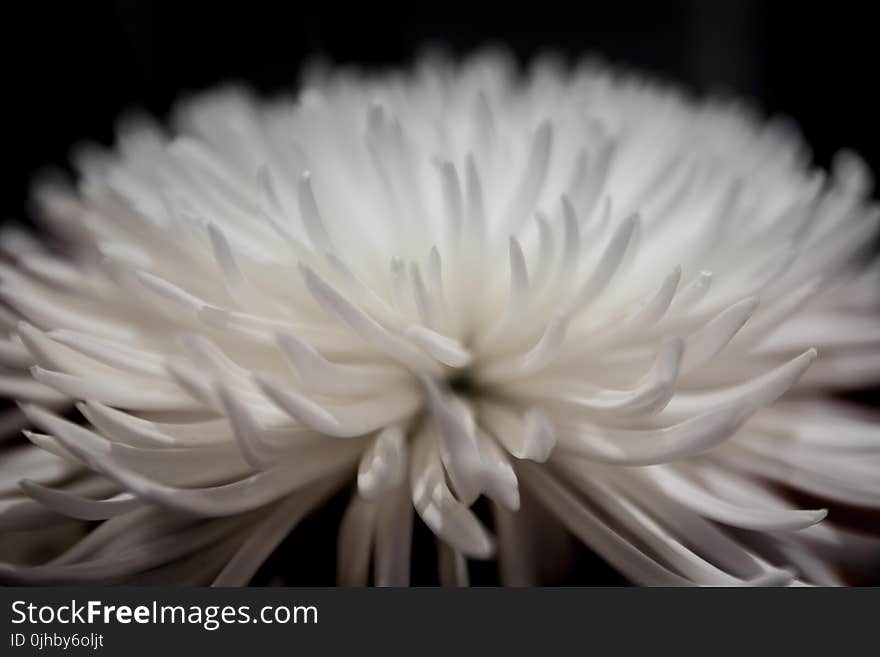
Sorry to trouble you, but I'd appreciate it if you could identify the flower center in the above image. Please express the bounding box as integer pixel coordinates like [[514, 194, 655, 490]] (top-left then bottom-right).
[[447, 368, 480, 397]]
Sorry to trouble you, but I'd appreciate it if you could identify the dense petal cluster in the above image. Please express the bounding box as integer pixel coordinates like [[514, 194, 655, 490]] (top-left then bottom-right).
[[1, 52, 879, 585]]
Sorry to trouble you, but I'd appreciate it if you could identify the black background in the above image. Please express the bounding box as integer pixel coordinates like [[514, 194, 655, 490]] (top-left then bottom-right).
[[2, 1, 880, 221], [1, 1, 879, 585]]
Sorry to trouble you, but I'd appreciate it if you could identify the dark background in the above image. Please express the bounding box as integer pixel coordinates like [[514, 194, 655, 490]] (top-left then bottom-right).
[[1, 1, 878, 585], [2, 1, 880, 222]]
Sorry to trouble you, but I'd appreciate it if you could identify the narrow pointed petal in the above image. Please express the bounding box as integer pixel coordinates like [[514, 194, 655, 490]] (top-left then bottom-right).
[[409, 431, 495, 560]]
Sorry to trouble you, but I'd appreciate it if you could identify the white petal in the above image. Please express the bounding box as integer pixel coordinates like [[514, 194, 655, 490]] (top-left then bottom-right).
[[19, 482, 140, 521], [557, 403, 756, 466], [374, 482, 413, 587], [357, 425, 407, 501], [409, 430, 494, 559], [336, 493, 377, 586], [420, 377, 486, 505], [478, 401, 556, 462], [645, 467, 827, 531]]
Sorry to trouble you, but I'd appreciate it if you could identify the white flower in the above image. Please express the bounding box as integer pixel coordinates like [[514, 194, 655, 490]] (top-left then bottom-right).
[[1, 51, 879, 586]]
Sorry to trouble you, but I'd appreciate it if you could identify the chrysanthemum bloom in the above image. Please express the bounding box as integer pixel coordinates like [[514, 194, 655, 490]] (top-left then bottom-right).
[[1, 52, 878, 586]]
